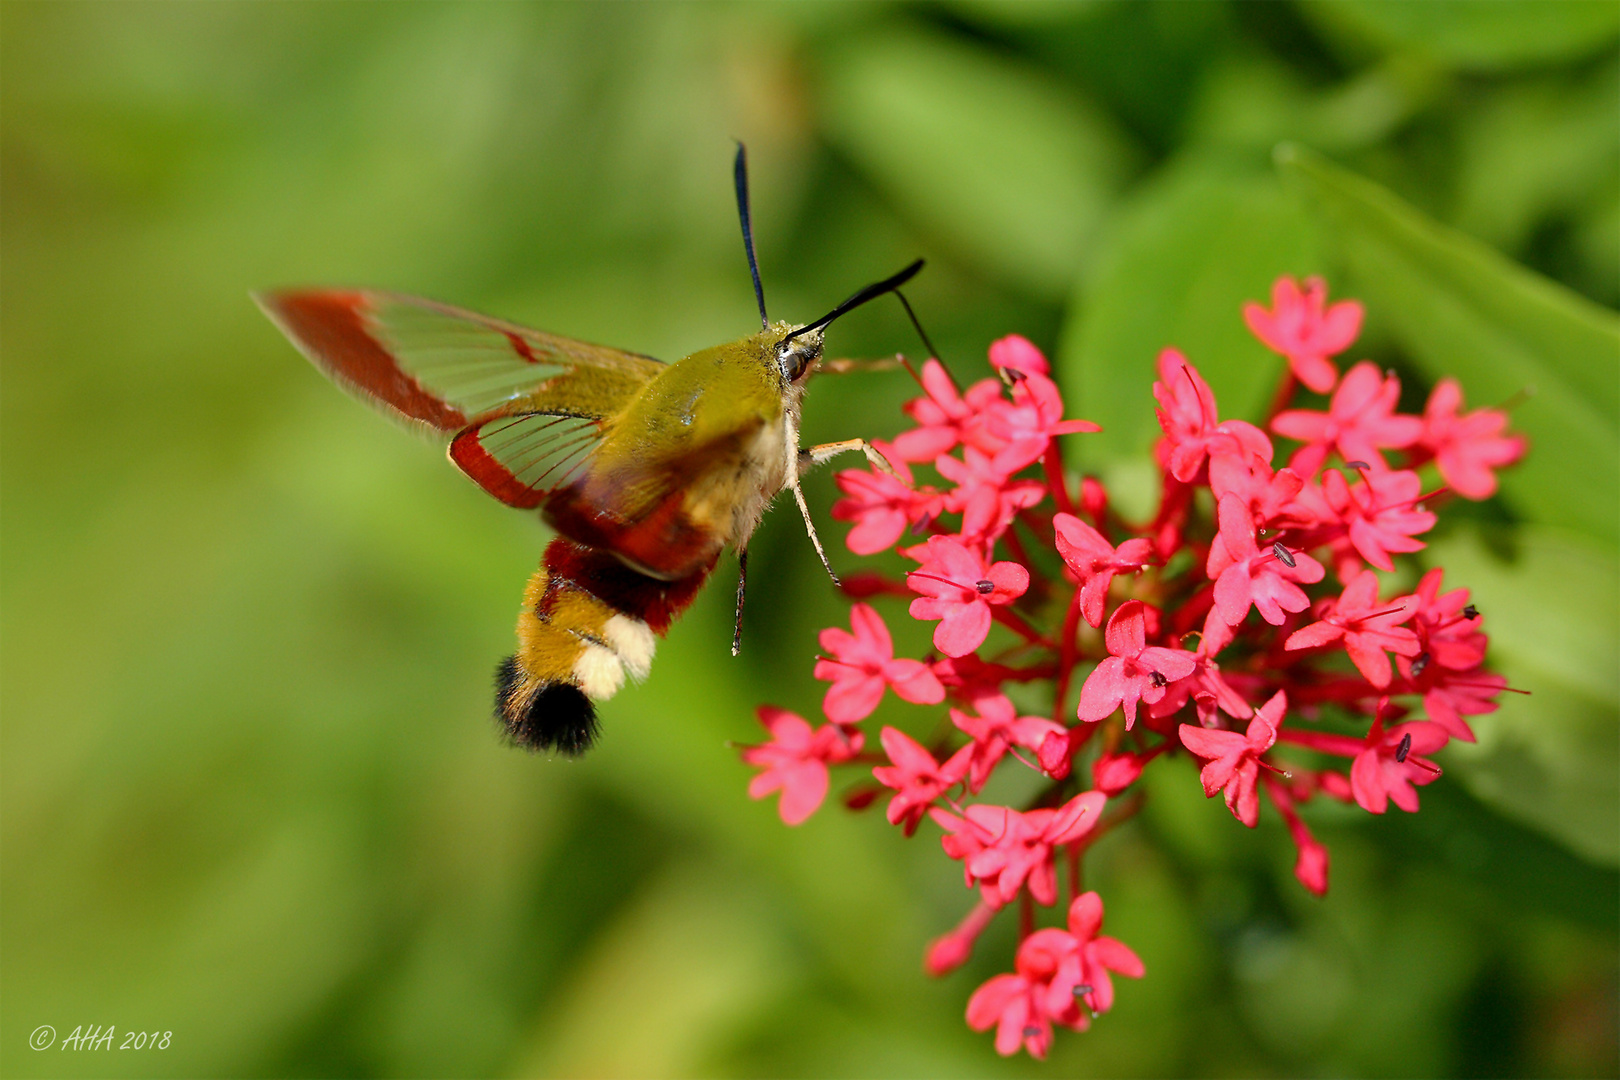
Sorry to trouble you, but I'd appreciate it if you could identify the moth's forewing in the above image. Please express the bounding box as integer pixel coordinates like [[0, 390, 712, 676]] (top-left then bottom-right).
[[255, 289, 666, 510]]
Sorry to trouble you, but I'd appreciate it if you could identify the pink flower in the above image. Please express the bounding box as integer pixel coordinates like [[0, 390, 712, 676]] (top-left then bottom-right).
[[1078, 601, 1198, 728], [1272, 361, 1424, 476], [1046, 891, 1145, 1015], [982, 370, 1100, 473], [936, 447, 1045, 543], [740, 707, 863, 825], [814, 603, 945, 724], [1053, 513, 1154, 628], [1351, 719, 1447, 814], [1284, 571, 1420, 688], [907, 535, 1030, 657], [1243, 275, 1363, 393], [1419, 378, 1526, 500], [932, 790, 1107, 907], [831, 455, 942, 555], [1396, 575, 1501, 742], [987, 334, 1051, 376], [1145, 651, 1254, 728], [1208, 452, 1315, 533], [965, 965, 1065, 1059], [1179, 690, 1285, 827], [891, 359, 1005, 462], [872, 726, 971, 836], [1153, 349, 1273, 483], [1207, 493, 1325, 628], [951, 694, 1066, 793], [1319, 467, 1435, 572], [1404, 568, 1487, 673]]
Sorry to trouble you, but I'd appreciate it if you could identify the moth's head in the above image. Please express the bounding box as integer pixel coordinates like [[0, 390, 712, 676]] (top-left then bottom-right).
[[772, 323, 825, 384]]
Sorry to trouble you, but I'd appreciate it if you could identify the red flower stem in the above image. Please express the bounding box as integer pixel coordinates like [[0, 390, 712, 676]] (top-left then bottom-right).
[[1017, 508, 1054, 545], [1019, 890, 1035, 939], [1262, 773, 1302, 826], [1275, 728, 1365, 757], [1052, 587, 1086, 726], [1067, 841, 1081, 898], [1044, 442, 1076, 515], [1001, 522, 1035, 570]]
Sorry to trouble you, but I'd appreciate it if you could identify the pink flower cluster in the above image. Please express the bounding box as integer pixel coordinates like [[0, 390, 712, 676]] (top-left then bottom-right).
[[738, 277, 1524, 1059]]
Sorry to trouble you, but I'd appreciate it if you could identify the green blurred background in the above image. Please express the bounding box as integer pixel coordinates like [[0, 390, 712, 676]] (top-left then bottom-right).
[[3, 2, 1616, 1076]]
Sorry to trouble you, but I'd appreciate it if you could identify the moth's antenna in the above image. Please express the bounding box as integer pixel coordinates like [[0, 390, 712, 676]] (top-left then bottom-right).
[[893, 289, 938, 379], [734, 142, 768, 330], [779, 259, 925, 349]]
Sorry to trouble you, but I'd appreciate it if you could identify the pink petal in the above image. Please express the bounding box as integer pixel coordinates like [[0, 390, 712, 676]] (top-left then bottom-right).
[[934, 601, 992, 657], [1067, 891, 1104, 940], [1076, 657, 1129, 722], [884, 659, 946, 704], [1350, 748, 1388, 814], [823, 675, 886, 724], [775, 760, 830, 825], [1105, 600, 1147, 658], [1090, 935, 1144, 978], [1285, 621, 1344, 651], [966, 974, 1026, 1032]]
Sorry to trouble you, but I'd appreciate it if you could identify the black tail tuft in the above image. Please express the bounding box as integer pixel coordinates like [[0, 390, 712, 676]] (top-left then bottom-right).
[[494, 655, 599, 756]]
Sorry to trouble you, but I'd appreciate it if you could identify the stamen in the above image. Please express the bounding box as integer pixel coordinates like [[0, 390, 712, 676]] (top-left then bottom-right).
[[1411, 652, 1430, 677], [1023, 1026, 1042, 1040], [975, 579, 996, 594], [1072, 984, 1094, 997], [1394, 733, 1412, 763], [1462, 604, 1480, 620], [1271, 541, 1296, 567], [1149, 671, 1167, 688], [1344, 460, 1371, 471]]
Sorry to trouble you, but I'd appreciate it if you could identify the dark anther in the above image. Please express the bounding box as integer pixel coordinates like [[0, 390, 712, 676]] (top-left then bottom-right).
[[1073, 984, 1094, 997], [910, 513, 936, 536], [1395, 732, 1412, 763], [1023, 1026, 1042, 1040], [1411, 652, 1430, 677], [1344, 460, 1370, 470], [1271, 541, 1296, 568], [1150, 671, 1167, 688], [974, 579, 996, 594], [1463, 604, 1480, 620]]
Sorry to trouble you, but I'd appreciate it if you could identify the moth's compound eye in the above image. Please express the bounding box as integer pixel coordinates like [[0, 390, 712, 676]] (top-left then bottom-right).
[[777, 339, 815, 383]]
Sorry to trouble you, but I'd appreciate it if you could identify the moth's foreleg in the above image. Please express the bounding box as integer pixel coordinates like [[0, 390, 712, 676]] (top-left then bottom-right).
[[798, 437, 896, 476]]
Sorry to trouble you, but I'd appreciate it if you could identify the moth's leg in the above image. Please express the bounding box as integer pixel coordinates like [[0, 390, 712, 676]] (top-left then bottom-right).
[[731, 547, 748, 657], [817, 354, 906, 375], [784, 410, 840, 586], [799, 438, 897, 477]]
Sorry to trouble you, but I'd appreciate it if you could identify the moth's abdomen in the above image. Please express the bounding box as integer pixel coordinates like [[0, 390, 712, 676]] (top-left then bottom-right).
[[496, 537, 713, 754]]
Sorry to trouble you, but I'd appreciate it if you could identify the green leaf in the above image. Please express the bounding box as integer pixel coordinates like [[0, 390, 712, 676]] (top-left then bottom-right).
[[1058, 158, 1320, 471], [1309, 0, 1620, 71], [817, 24, 1140, 300], [1426, 525, 1619, 866], [1278, 144, 1620, 545]]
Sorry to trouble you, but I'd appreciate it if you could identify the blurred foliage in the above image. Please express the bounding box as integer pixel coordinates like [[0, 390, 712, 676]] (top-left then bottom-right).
[[2, 2, 1615, 1078]]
